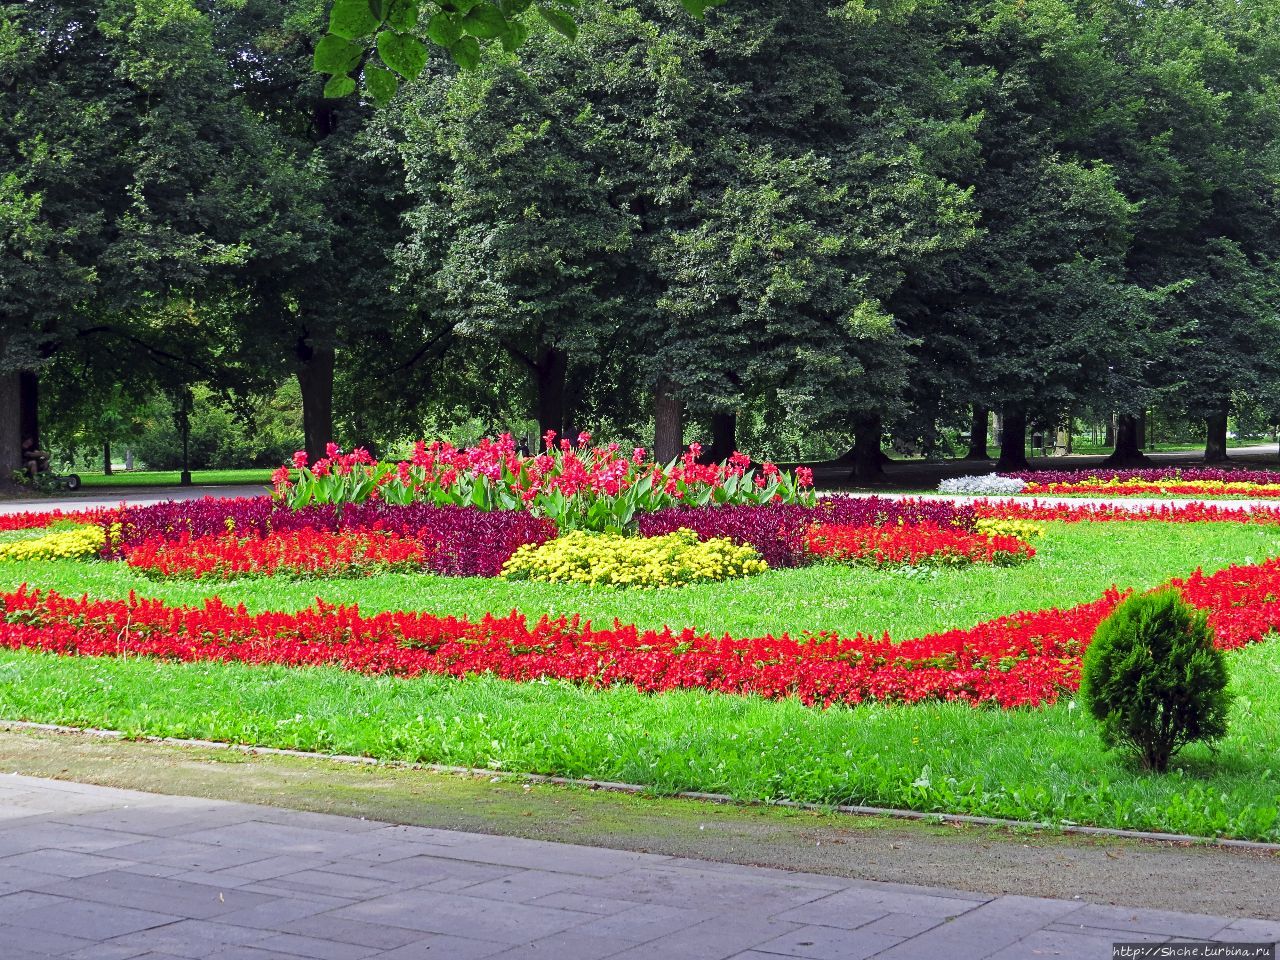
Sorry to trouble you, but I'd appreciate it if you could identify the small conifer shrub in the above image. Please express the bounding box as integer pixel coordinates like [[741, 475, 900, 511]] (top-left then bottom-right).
[[1080, 589, 1231, 772]]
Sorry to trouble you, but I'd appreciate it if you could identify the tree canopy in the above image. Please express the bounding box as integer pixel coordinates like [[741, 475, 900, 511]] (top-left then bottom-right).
[[5, 0, 1280, 472]]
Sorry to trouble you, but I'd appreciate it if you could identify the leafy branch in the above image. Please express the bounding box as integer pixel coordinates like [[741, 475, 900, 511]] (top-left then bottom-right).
[[313, 0, 726, 104]]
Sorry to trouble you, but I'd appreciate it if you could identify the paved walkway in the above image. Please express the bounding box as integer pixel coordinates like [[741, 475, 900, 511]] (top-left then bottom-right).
[[1, 776, 1275, 960], [0, 484, 268, 515]]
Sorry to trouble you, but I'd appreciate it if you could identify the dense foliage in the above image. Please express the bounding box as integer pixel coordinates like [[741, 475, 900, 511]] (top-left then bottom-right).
[[5, 0, 1280, 470]]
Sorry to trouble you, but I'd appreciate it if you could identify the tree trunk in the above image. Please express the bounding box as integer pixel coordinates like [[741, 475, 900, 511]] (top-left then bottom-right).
[[562, 358, 587, 445], [103, 441, 112, 476], [1137, 409, 1147, 451], [995, 408, 1029, 471], [19, 371, 38, 450], [849, 414, 884, 481], [1204, 405, 1230, 463], [0, 369, 20, 476], [1104, 414, 1115, 448], [533, 347, 568, 441], [965, 406, 989, 460], [706, 412, 737, 464], [295, 339, 336, 463], [1102, 414, 1150, 466], [653, 377, 684, 463]]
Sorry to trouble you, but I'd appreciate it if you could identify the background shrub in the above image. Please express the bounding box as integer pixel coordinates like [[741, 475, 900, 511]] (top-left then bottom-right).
[[130, 385, 304, 470], [1080, 589, 1232, 772]]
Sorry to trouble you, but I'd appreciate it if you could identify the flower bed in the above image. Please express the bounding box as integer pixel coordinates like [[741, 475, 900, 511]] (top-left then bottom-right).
[[1005, 467, 1280, 486], [273, 435, 815, 531], [3, 554, 1277, 709], [124, 530, 430, 580], [639, 496, 979, 568], [938, 474, 1028, 496], [100, 498, 335, 554], [1001, 467, 1280, 500], [101, 499, 556, 578], [973, 500, 1280, 525], [501, 529, 767, 588], [0, 508, 106, 532], [973, 517, 1046, 540], [0, 525, 105, 562], [806, 522, 1034, 567], [1029, 480, 1280, 499], [340, 504, 558, 578]]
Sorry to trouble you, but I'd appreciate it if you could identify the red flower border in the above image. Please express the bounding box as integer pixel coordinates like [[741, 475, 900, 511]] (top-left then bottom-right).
[[2, 554, 1277, 710]]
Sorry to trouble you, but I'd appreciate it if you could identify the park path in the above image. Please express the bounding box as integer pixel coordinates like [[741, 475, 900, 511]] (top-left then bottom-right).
[[0, 484, 269, 515], [0, 773, 1273, 960], [4, 481, 1280, 957]]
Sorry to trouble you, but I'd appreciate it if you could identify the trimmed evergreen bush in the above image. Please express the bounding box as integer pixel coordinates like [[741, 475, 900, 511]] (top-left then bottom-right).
[[1080, 589, 1231, 772]]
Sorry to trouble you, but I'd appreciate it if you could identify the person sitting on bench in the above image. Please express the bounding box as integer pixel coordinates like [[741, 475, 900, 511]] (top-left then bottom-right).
[[21, 436, 49, 482]]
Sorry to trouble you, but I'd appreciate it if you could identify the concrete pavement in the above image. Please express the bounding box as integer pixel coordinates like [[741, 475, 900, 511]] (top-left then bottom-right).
[[0, 485, 268, 516], [0, 774, 1274, 960]]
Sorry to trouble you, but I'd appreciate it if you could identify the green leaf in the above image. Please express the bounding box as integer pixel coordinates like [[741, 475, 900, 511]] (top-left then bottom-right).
[[313, 34, 364, 74], [680, 0, 723, 16], [450, 35, 481, 69], [461, 3, 508, 40], [377, 30, 429, 80], [536, 6, 577, 40], [426, 11, 463, 47], [364, 65, 399, 104], [329, 0, 383, 39], [500, 18, 528, 52], [387, 0, 419, 30], [323, 74, 358, 98]]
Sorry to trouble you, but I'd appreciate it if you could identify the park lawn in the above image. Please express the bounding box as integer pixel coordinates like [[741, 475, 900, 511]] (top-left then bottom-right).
[[3, 517, 1279, 841], [7, 521, 1279, 641], [1, 639, 1278, 841], [78, 469, 273, 488]]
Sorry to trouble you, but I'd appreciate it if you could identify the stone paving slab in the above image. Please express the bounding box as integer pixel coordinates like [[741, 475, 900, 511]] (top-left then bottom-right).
[[0, 774, 1274, 959]]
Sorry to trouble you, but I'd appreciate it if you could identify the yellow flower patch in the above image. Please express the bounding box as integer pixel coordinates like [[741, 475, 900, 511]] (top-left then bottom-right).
[[0, 524, 104, 562], [501, 528, 767, 588], [974, 517, 1046, 541]]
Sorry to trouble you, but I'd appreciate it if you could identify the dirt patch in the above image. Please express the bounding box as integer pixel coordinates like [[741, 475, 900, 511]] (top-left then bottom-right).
[[2, 727, 1276, 917]]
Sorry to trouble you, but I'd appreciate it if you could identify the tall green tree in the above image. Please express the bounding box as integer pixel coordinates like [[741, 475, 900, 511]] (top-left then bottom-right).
[[0, 0, 314, 471], [1089, 0, 1280, 463], [203, 0, 413, 460]]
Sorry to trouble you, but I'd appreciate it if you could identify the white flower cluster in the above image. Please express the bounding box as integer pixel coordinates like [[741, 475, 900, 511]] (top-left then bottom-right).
[[937, 474, 1027, 495]]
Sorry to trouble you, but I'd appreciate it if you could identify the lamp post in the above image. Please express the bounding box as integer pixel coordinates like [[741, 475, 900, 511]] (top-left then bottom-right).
[[173, 387, 193, 487]]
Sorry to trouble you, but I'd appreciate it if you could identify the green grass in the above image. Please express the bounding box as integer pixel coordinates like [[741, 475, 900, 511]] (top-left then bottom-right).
[[77, 469, 273, 488], [5, 521, 1276, 640], [1066, 441, 1269, 456], [2, 642, 1278, 840], [3, 518, 1279, 841]]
